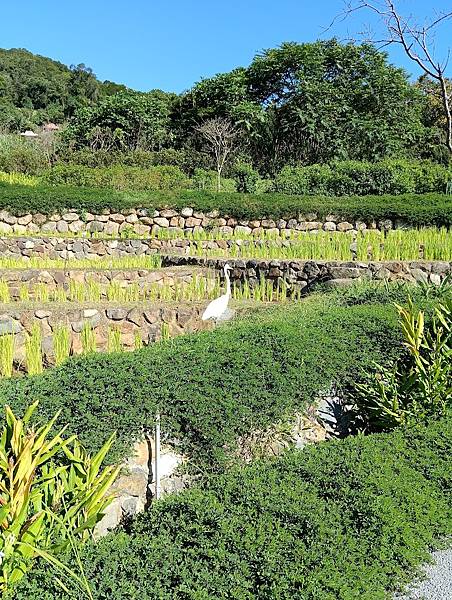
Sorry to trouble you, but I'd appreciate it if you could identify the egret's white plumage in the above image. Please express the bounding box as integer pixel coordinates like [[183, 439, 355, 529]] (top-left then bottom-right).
[[202, 264, 232, 322]]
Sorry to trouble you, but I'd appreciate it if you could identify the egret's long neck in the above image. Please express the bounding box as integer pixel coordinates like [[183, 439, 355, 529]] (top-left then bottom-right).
[[225, 269, 231, 296]]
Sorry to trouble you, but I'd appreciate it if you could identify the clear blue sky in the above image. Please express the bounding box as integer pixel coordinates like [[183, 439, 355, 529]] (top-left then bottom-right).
[[2, 0, 450, 92]]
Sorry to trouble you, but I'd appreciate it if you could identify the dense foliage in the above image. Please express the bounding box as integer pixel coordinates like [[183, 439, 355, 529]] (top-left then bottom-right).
[[273, 159, 452, 196], [0, 182, 451, 226], [1, 42, 450, 170], [0, 302, 401, 468], [42, 163, 189, 191], [13, 414, 452, 599], [34, 158, 451, 195], [0, 49, 126, 130]]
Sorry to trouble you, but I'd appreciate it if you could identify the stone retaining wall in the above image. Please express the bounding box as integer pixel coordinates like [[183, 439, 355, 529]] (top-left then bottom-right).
[[0, 207, 403, 238], [0, 303, 207, 366], [0, 266, 209, 296], [163, 255, 452, 289]]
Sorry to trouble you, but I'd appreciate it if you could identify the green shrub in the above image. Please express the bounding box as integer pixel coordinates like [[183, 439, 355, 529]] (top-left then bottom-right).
[[0, 182, 451, 227], [0, 135, 49, 175], [14, 415, 452, 599], [41, 164, 189, 191], [0, 303, 401, 468], [274, 160, 452, 196], [232, 162, 260, 193], [57, 148, 210, 174], [191, 168, 237, 192]]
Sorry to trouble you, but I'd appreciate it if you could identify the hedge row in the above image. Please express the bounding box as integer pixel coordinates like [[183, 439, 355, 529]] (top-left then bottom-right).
[[0, 301, 401, 468], [274, 160, 452, 196], [0, 182, 451, 226], [15, 415, 452, 599]]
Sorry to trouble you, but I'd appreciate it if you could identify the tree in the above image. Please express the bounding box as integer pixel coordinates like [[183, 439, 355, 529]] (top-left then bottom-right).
[[197, 118, 238, 191], [66, 90, 176, 151], [337, 1, 452, 154]]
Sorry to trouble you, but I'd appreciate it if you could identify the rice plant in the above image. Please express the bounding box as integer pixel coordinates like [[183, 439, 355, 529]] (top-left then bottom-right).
[[134, 332, 143, 350], [107, 327, 122, 353], [25, 323, 43, 376], [0, 281, 11, 303], [34, 282, 50, 303], [69, 281, 85, 303], [53, 325, 71, 366], [0, 334, 14, 378], [86, 280, 102, 302], [0, 254, 163, 271], [19, 285, 30, 302], [81, 323, 96, 354], [161, 322, 170, 341]]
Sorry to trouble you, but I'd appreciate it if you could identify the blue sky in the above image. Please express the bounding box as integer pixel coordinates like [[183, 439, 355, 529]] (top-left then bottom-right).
[[2, 0, 450, 92]]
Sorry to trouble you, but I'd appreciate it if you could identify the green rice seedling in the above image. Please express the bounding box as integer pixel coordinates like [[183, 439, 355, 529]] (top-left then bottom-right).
[[0, 281, 10, 303], [0, 334, 14, 378], [134, 332, 144, 350], [81, 323, 96, 354], [34, 282, 50, 303], [0, 254, 163, 271], [25, 323, 43, 375], [86, 280, 102, 302], [124, 282, 140, 303], [161, 322, 170, 341], [53, 287, 68, 303], [107, 281, 124, 302], [19, 285, 30, 302], [69, 281, 85, 303], [107, 327, 122, 353], [53, 325, 71, 366]]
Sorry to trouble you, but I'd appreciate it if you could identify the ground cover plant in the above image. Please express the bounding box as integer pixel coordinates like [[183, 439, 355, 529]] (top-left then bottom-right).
[[0, 299, 402, 468], [0, 183, 451, 227], [12, 414, 452, 599]]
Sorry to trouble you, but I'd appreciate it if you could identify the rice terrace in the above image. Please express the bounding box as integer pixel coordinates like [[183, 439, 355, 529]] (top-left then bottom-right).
[[0, 1, 451, 598]]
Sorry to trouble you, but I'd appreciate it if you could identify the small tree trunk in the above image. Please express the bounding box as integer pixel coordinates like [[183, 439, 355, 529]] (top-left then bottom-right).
[[216, 168, 221, 192]]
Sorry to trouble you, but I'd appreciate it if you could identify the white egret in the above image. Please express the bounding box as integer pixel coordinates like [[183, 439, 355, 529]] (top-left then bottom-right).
[[202, 264, 232, 323]]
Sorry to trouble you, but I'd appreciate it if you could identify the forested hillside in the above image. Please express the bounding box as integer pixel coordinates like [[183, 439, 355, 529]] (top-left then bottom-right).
[[0, 48, 127, 130]]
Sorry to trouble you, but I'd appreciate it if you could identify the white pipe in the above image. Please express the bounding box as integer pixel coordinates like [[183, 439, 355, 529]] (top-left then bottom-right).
[[154, 412, 161, 500]]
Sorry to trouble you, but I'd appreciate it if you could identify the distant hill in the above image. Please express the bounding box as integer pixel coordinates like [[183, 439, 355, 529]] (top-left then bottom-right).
[[0, 48, 128, 131]]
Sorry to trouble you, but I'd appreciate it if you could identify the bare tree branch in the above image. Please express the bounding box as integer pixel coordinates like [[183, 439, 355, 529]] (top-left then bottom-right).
[[334, 0, 452, 153], [197, 118, 238, 192]]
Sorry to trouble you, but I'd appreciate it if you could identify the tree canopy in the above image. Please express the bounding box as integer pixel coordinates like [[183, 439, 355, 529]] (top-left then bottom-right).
[[0, 42, 447, 171]]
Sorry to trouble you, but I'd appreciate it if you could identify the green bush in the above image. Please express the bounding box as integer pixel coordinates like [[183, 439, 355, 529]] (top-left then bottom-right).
[[0, 134, 49, 175], [0, 182, 451, 227], [274, 160, 452, 196], [41, 164, 189, 191], [191, 168, 237, 192], [57, 148, 210, 174], [232, 162, 260, 193], [0, 302, 401, 468], [14, 415, 452, 599]]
